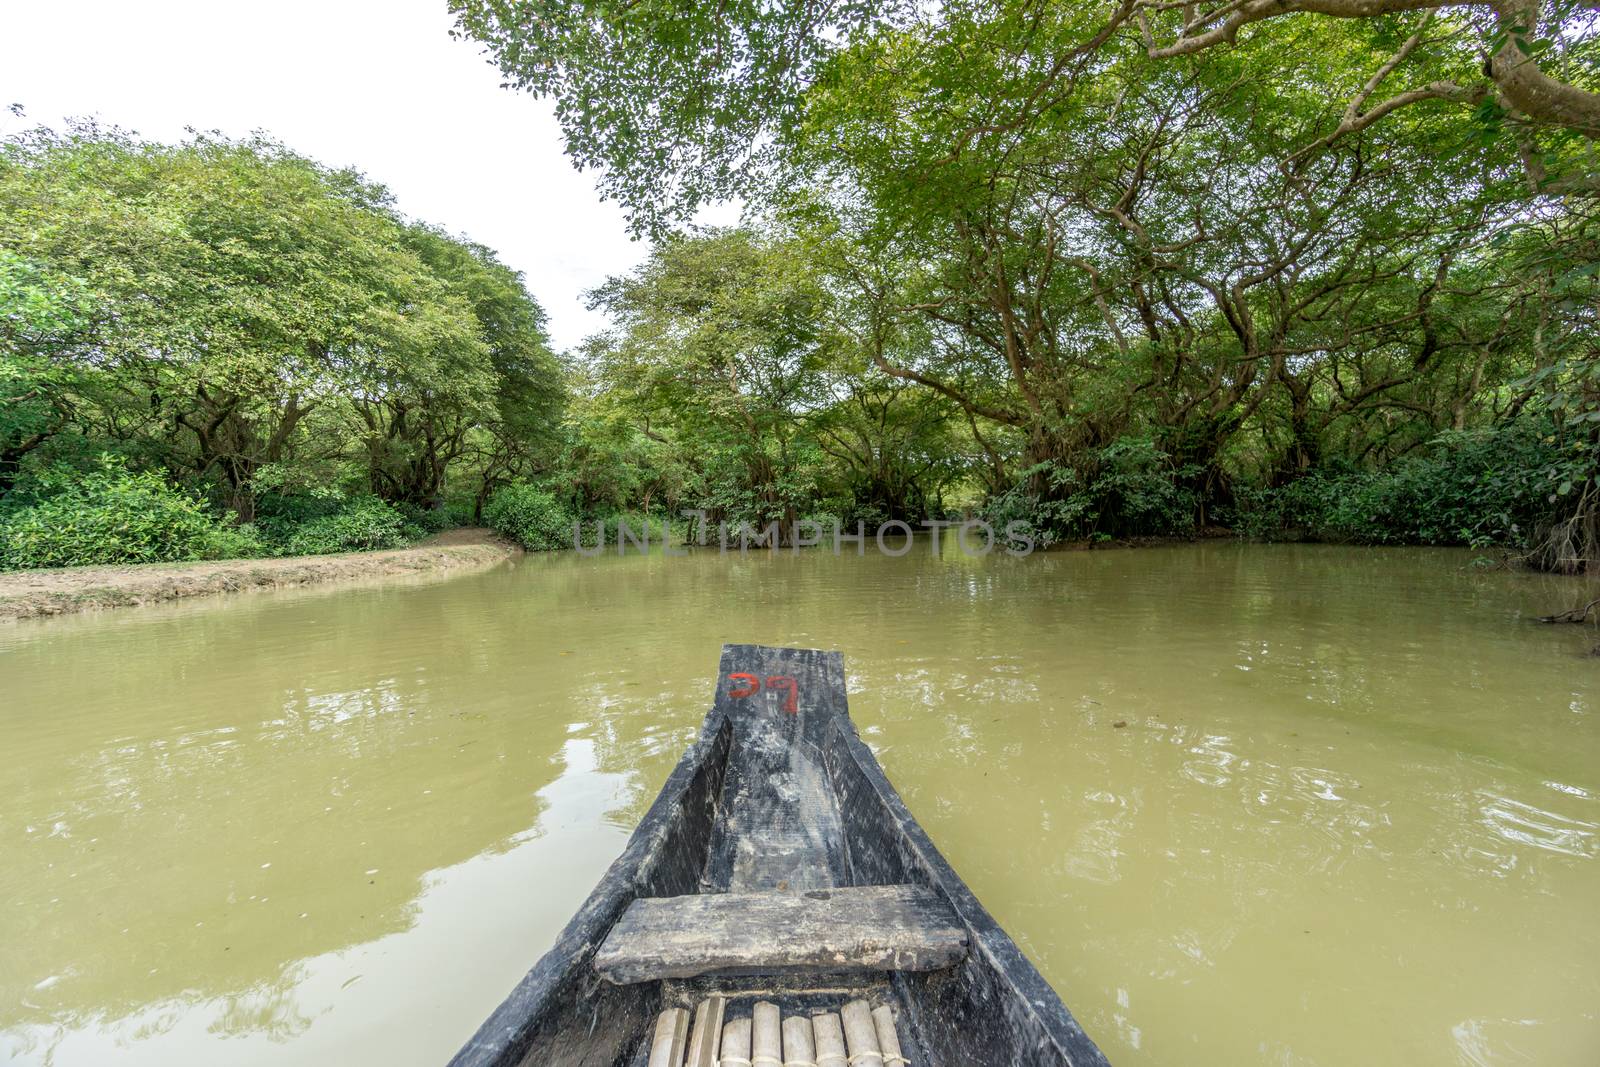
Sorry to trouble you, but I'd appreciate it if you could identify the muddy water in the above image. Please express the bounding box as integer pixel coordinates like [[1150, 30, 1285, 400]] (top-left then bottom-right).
[[1, 544, 1597, 1066]]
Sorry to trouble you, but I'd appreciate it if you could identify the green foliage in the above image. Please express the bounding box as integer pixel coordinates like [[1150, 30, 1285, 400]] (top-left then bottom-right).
[[483, 483, 576, 551], [0, 248, 91, 341], [987, 440, 1199, 546], [0, 459, 253, 569], [455, 1, 1600, 231], [454, 0, 1598, 572], [1087, 440, 1203, 539], [198, 523, 266, 562], [1228, 424, 1561, 548], [274, 497, 411, 556], [5, 23, 1595, 574], [581, 229, 872, 533], [450, 0, 891, 236], [0, 123, 563, 536], [395, 500, 456, 537], [0, 250, 96, 494]]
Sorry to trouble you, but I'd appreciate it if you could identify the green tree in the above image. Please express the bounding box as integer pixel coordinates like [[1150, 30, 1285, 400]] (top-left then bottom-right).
[[451, 0, 1599, 229], [0, 250, 93, 494], [352, 224, 562, 509], [0, 124, 565, 533], [458, 0, 1595, 557], [584, 229, 837, 532]]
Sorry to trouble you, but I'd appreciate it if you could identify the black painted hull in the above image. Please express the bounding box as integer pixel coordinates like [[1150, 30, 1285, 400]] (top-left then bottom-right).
[[449, 645, 1110, 1067]]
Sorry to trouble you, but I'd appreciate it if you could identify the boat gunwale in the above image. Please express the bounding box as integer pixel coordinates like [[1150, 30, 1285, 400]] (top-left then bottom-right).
[[822, 710, 1111, 1065], [447, 709, 733, 1067]]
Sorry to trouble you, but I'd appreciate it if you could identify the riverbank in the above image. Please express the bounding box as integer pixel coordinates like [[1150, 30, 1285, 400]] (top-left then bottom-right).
[[0, 527, 519, 623]]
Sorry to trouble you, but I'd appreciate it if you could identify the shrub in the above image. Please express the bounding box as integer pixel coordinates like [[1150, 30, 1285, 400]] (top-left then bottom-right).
[[278, 496, 410, 556], [196, 522, 265, 561], [483, 483, 575, 551], [985, 439, 1199, 546], [1088, 438, 1201, 537], [396, 500, 455, 538], [1227, 422, 1561, 548], [0, 460, 250, 569], [250, 491, 415, 555]]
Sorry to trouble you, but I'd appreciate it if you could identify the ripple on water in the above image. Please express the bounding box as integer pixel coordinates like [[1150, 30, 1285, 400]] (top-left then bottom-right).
[[0, 544, 1597, 1067]]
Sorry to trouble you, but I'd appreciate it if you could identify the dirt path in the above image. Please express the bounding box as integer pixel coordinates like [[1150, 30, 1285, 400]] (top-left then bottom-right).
[[0, 528, 519, 623]]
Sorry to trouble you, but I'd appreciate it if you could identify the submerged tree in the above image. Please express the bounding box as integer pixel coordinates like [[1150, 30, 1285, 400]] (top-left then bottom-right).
[[456, 0, 1599, 563]]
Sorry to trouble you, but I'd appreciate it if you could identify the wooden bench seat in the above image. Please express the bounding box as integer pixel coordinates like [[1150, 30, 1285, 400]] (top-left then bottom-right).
[[593, 883, 968, 984]]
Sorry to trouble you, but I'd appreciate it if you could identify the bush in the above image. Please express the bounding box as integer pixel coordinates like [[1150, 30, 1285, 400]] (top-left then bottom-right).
[[0, 461, 251, 569], [483, 483, 575, 551], [278, 496, 411, 555], [396, 500, 456, 538], [1227, 422, 1560, 548], [250, 491, 416, 555], [986, 439, 1199, 546], [197, 522, 265, 560]]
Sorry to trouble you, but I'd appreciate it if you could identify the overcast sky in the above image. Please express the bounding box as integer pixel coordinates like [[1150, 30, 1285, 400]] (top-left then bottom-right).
[[0, 0, 734, 351]]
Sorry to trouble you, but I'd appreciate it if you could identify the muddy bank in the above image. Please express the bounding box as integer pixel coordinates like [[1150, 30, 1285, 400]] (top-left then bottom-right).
[[0, 528, 519, 623]]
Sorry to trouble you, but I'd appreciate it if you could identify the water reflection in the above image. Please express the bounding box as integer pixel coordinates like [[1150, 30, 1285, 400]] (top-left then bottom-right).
[[1, 543, 1598, 1065], [1476, 791, 1597, 859]]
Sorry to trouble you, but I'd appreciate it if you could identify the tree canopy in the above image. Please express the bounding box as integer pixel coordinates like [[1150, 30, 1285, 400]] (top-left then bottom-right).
[[451, 0, 1599, 230], [4, 12, 1597, 570], [0, 124, 562, 535], [450, 0, 1596, 566]]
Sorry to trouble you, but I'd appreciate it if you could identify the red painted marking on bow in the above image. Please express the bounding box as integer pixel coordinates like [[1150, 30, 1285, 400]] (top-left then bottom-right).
[[726, 672, 760, 698], [765, 675, 799, 714]]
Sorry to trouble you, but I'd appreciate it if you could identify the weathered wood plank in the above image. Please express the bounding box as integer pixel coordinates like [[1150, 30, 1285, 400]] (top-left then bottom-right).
[[702, 644, 851, 892], [594, 884, 968, 984]]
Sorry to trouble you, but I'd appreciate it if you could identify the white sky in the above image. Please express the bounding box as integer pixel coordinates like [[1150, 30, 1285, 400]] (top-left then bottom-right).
[[0, 0, 737, 351]]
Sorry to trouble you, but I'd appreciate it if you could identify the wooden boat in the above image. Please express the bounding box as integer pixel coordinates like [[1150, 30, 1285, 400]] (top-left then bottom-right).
[[450, 644, 1110, 1066]]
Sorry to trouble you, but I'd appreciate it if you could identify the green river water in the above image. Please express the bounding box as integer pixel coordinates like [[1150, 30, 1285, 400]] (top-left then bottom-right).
[[1, 543, 1597, 1066]]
